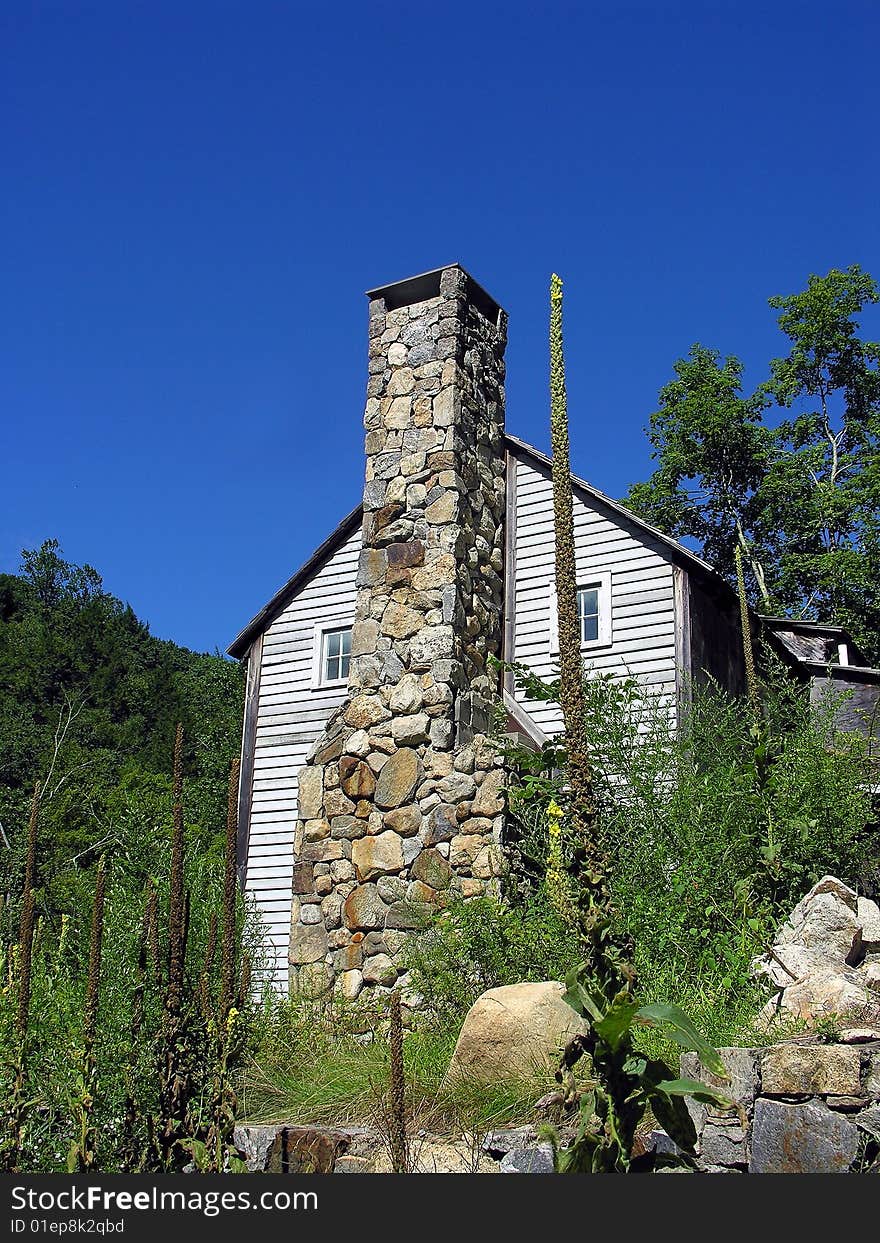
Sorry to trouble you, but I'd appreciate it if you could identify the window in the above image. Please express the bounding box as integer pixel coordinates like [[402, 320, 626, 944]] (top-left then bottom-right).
[[549, 572, 612, 652], [312, 622, 353, 688], [578, 586, 600, 644]]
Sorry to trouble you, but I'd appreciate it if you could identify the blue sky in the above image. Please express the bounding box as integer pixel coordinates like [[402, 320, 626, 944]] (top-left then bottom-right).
[[3, 1, 878, 655]]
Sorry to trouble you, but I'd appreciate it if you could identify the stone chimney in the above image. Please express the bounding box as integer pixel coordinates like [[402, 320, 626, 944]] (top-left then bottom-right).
[[290, 265, 509, 1000]]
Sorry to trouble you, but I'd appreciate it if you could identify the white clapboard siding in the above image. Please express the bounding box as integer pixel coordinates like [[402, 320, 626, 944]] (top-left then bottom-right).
[[511, 454, 679, 736], [245, 526, 361, 991]]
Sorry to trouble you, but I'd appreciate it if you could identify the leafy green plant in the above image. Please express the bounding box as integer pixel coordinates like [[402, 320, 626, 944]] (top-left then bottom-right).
[[549, 962, 734, 1173]]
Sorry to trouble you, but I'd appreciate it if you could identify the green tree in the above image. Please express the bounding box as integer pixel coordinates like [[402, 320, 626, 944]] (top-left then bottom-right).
[[627, 266, 880, 659]]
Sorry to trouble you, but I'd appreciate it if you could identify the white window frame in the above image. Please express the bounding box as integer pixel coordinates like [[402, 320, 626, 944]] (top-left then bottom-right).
[[311, 620, 354, 690], [549, 572, 612, 653]]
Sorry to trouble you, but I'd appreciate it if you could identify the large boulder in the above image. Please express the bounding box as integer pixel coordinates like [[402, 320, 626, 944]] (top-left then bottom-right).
[[753, 876, 880, 1032], [446, 981, 587, 1086]]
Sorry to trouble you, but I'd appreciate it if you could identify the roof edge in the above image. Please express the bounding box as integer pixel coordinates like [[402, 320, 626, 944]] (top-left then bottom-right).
[[226, 505, 362, 659]]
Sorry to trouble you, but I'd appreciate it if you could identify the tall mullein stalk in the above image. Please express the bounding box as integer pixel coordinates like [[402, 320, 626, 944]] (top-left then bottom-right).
[[220, 757, 241, 1016], [204, 758, 244, 1172], [70, 857, 106, 1172], [548, 274, 633, 997], [157, 724, 191, 1168], [121, 885, 152, 1169], [734, 544, 761, 717], [199, 913, 218, 1020], [388, 992, 408, 1174], [2, 784, 40, 1172]]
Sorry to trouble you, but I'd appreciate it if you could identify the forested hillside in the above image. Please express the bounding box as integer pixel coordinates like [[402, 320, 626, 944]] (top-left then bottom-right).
[[0, 539, 244, 919]]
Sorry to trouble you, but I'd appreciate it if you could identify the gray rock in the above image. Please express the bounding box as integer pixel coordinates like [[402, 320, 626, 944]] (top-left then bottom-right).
[[499, 1144, 555, 1173], [749, 1098, 860, 1173], [701, 1120, 747, 1168], [482, 1126, 538, 1156], [233, 1125, 278, 1172]]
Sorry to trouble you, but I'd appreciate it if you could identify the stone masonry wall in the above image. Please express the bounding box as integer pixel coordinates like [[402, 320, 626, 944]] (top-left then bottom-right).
[[288, 266, 509, 1000], [678, 1039, 880, 1172]]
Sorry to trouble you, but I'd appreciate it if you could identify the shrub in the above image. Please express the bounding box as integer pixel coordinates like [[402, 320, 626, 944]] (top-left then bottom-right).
[[404, 894, 580, 1024]]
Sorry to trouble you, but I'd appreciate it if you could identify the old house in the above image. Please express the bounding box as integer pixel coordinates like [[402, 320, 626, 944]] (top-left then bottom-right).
[[228, 265, 880, 993]]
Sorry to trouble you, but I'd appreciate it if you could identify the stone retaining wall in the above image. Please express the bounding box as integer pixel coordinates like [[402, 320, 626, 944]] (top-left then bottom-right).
[[681, 1039, 880, 1172]]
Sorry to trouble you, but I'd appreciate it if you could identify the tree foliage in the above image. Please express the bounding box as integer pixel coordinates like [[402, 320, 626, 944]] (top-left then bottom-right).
[[0, 539, 244, 921], [627, 265, 880, 660]]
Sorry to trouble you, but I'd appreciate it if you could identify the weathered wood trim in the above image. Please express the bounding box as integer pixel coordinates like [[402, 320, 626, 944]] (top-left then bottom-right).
[[674, 566, 691, 727], [236, 633, 262, 887], [502, 448, 518, 696]]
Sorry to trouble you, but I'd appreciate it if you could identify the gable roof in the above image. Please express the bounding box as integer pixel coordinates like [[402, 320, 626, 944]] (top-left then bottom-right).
[[227, 434, 735, 660]]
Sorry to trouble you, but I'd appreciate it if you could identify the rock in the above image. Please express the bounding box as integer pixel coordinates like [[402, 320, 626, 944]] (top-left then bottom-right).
[[700, 1119, 747, 1167], [858, 896, 880, 949], [291, 862, 315, 895], [343, 884, 387, 931], [389, 673, 424, 715], [267, 1127, 351, 1175], [385, 900, 433, 930], [749, 1098, 859, 1173], [362, 953, 398, 985], [391, 713, 430, 746], [339, 758, 376, 799], [499, 1144, 555, 1173], [352, 830, 405, 881], [471, 769, 505, 817], [383, 805, 421, 837], [233, 1125, 277, 1172], [482, 1126, 538, 1156], [288, 923, 328, 965], [776, 875, 861, 964], [374, 748, 422, 809], [766, 969, 880, 1028], [411, 848, 452, 890], [409, 625, 454, 666], [345, 694, 389, 730], [340, 969, 364, 1000], [760, 1043, 862, 1097], [446, 982, 587, 1086], [437, 772, 477, 803], [297, 767, 324, 820]]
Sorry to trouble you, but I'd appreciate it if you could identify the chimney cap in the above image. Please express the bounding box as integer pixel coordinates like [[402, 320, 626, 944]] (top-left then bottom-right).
[[366, 263, 503, 323]]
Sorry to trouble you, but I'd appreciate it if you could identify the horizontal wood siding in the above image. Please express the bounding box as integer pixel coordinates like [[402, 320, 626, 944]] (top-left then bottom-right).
[[511, 454, 679, 735], [245, 526, 361, 991]]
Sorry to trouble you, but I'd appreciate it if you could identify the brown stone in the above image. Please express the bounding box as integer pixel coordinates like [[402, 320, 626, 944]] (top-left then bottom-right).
[[288, 922, 327, 965], [383, 805, 421, 837], [343, 884, 387, 931], [352, 831, 405, 881], [345, 694, 389, 730], [387, 540, 424, 570], [292, 862, 315, 895], [267, 1127, 350, 1175], [372, 502, 404, 536], [760, 1043, 862, 1097], [471, 769, 505, 817], [381, 601, 423, 638], [324, 788, 356, 818], [374, 748, 422, 809], [339, 757, 377, 799], [297, 767, 324, 820]]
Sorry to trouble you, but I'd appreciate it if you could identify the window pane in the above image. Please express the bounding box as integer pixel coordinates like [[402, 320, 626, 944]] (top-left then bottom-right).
[[577, 587, 600, 644], [578, 588, 598, 618], [322, 627, 353, 683]]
